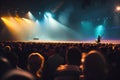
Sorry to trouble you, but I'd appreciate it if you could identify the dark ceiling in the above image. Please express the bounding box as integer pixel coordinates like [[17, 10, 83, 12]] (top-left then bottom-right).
[[0, 0, 116, 13], [0, 0, 120, 24]]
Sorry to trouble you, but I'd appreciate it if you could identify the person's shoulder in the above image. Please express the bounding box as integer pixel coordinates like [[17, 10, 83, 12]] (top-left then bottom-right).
[[56, 64, 81, 72]]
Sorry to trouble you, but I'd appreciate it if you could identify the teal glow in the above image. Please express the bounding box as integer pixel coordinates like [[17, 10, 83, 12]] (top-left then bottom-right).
[[81, 21, 93, 28], [80, 21, 94, 39], [95, 25, 104, 37], [44, 12, 53, 19]]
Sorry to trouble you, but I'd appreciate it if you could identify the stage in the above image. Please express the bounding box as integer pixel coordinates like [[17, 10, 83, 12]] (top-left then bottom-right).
[[11, 40, 120, 44]]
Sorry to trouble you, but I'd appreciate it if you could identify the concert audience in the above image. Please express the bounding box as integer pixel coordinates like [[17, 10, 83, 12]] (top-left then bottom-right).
[[0, 41, 120, 80]]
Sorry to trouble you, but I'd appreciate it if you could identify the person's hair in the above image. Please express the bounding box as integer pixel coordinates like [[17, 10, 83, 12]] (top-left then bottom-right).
[[4, 46, 11, 53], [83, 50, 108, 80], [66, 46, 81, 66], [2, 69, 35, 80], [27, 52, 44, 78]]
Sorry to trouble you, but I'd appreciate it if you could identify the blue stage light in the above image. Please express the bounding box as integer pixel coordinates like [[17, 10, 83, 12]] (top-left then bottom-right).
[[95, 25, 105, 37], [44, 12, 53, 19]]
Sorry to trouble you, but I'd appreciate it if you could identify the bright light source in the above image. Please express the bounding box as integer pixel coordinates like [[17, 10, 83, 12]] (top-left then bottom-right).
[[1, 17, 4, 20], [116, 6, 120, 12], [39, 12, 41, 15], [28, 11, 32, 17], [1, 17, 22, 37], [35, 20, 41, 26], [27, 11, 36, 20], [44, 12, 53, 19], [95, 25, 104, 37], [22, 18, 31, 23]]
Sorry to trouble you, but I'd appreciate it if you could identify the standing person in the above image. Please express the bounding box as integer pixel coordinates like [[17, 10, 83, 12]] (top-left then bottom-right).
[[96, 35, 101, 43]]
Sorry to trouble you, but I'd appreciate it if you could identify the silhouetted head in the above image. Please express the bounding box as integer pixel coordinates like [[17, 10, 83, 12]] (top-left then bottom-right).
[[4, 46, 11, 53], [27, 52, 44, 78], [83, 50, 108, 80], [66, 46, 82, 66]]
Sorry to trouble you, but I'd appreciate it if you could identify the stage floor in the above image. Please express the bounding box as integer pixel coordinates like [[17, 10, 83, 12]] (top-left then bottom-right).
[[15, 40, 120, 44]]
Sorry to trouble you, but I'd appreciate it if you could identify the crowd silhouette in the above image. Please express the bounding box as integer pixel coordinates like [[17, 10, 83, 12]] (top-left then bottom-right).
[[0, 41, 120, 80]]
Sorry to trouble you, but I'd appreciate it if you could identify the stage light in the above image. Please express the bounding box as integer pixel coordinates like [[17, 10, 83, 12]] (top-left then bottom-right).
[[44, 12, 53, 19], [1, 16, 41, 40], [15, 17, 23, 24], [27, 11, 36, 20], [22, 18, 33, 24], [95, 25, 105, 37], [39, 12, 41, 15], [116, 6, 120, 12], [1, 17, 15, 28], [35, 20, 41, 26], [35, 20, 39, 24], [1, 17, 4, 21], [1, 17, 22, 36]]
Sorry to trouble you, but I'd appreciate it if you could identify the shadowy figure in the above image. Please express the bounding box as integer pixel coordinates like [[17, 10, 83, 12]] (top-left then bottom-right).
[[42, 46, 65, 80], [55, 46, 82, 80], [96, 35, 101, 43], [27, 52, 44, 80], [83, 50, 108, 80], [0, 57, 12, 79], [3, 45, 19, 69]]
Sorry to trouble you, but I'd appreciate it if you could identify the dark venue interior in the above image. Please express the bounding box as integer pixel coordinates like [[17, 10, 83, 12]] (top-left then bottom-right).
[[0, 0, 120, 80]]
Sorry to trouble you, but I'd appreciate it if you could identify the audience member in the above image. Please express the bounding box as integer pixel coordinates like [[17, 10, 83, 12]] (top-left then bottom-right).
[[0, 41, 119, 80], [27, 52, 44, 80], [0, 57, 12, 79], [1, 69, 35, 80], [42, 46, 65, 80], [3, 45, 20, 69], [83, 50, 108, 80], [54, 46, 82, 80]]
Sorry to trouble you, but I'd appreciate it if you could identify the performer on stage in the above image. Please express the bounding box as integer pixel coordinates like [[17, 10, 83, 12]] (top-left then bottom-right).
[[96, 35, 101, 43]]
